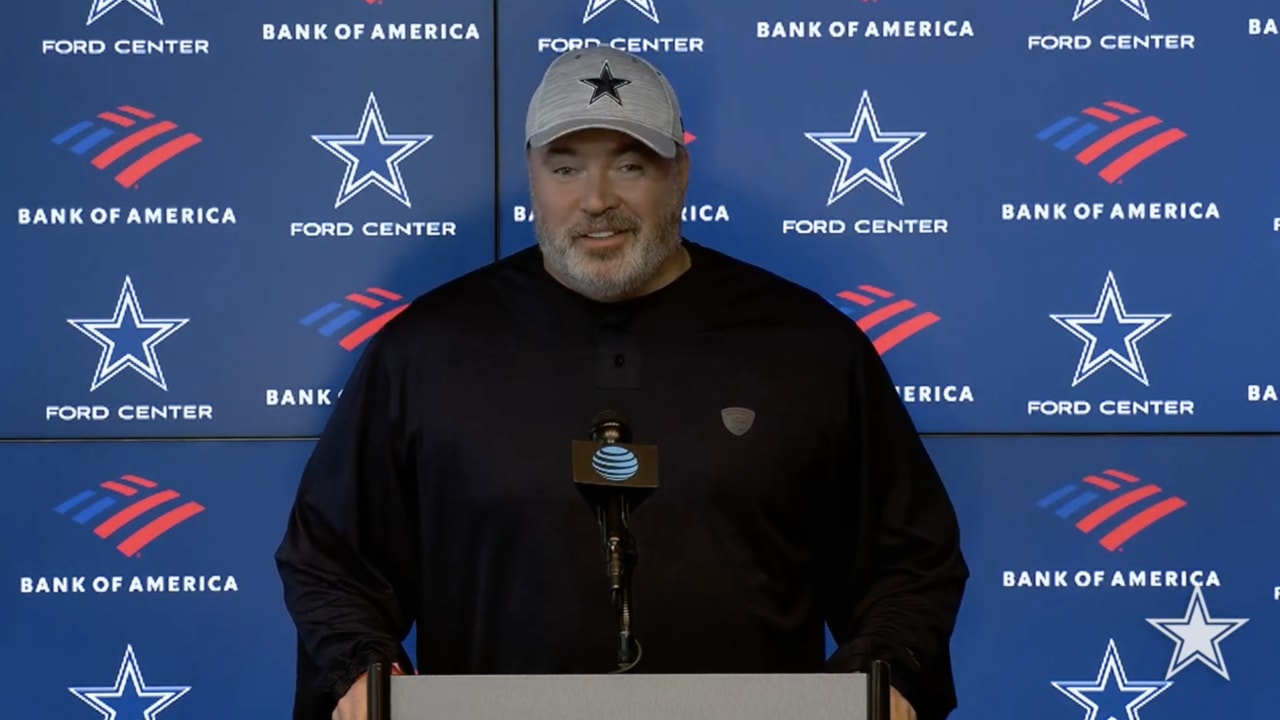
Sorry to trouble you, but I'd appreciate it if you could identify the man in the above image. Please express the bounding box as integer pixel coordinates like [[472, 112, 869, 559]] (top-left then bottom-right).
[[275, 46, 968, 720]]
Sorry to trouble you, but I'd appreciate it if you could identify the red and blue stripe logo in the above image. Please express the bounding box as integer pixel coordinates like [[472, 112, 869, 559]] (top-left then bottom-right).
[[301, 287, 410, 351], [1036, 100, 1185, 183], [1037, 468, 1186, 551], [832, 285, 940, 354], [54, 474, 205, 557], [52, 105, 202, 188]]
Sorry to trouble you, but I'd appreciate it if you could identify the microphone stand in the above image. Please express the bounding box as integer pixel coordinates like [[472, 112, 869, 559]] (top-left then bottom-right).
[[601, 495, 641, 672]]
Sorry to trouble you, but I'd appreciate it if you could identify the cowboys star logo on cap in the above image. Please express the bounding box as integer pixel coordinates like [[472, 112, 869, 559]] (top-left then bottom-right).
[[525, 47, 684, 159], [579, 61, 631, 106]]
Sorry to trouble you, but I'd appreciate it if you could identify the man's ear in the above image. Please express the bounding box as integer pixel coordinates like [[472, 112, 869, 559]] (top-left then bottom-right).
[[672, 147, 690, 188]]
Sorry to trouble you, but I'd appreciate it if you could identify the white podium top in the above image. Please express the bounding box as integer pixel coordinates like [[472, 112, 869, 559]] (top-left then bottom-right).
[[388, 672, 872, 720]]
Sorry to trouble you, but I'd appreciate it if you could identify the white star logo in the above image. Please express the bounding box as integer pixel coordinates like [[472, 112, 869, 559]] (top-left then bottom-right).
[[583, 0, 660, 24], [1052, 639, 1171, 720], [69, 645, 190, 720], [67, 276, 188, 393], [312, 93, 434, 209], [87, 0, 164, 26], [1050, 271, 1170, 387], [1146, 585, 1249, 681], [804, 90, 926, 207], [1073, 0, 1150, 21]]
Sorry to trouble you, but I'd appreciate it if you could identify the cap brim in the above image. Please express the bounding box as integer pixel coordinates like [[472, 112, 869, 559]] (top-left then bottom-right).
[[528, 118, 679, 159]]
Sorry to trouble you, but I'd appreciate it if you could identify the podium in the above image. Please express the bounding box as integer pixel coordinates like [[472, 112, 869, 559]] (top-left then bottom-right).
[[365, 660, 892, 720]]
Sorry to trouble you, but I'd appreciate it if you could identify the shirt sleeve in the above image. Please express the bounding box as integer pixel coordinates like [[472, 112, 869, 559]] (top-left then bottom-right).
[[820, 328, 970, 720], [274, 331, 419, 715]]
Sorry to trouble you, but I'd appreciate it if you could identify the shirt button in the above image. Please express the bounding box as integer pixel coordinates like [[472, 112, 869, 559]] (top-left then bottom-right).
[[614, 354, 626, 367]]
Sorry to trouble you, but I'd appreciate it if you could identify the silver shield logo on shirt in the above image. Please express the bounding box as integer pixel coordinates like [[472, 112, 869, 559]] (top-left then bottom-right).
[[721, 407, 755, 436]]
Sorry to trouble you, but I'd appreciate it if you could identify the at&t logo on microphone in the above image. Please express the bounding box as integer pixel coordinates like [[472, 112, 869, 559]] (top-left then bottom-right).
[[592, 445, 639, 482], [571, 440, 658, 491]]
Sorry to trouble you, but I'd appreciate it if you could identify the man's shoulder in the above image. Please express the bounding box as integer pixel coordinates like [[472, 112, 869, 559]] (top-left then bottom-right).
[[691, 242, 858, 337], [368, 246, 542, 347]]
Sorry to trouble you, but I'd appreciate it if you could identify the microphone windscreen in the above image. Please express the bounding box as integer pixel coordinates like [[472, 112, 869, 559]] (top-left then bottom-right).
[[591, 409, 627, 427]]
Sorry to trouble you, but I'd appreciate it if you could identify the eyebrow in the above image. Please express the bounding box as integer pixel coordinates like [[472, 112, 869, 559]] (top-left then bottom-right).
[[541, 140, 651, 160]]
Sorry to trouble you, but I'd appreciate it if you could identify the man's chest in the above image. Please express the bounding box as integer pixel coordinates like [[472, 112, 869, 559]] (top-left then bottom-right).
[[407, 337, 846, 536]]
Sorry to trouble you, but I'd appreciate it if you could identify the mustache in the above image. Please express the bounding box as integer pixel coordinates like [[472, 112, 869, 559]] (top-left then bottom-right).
[[567, 212, 640, 237]]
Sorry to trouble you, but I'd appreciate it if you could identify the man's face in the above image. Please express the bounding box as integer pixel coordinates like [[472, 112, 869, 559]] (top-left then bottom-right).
[[529, 128, 688, 302]]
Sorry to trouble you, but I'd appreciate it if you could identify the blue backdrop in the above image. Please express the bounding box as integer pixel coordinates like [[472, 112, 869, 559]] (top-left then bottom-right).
[[4, 0, 1278, 718]]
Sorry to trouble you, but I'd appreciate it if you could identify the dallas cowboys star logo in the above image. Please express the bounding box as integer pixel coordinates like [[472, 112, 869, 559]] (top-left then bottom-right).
[[87, 0, 164, 26], [1146, 585, 1249, 681], [1073, 0, 1150, 21], [69, 645, 190, 720], [583, 0, 659, 24], [67, 276, 188, 393], [804, 90, 926, 207], [1050, 271, 1170, 387], [580, 62, 631, 106], [1051, 639, 1171, 720], [312, 92, 434, 209]]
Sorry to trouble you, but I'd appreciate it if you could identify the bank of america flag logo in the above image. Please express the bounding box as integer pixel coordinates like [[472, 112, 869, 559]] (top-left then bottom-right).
[[52, 105, 201, 188], [54, 474, 205, 557], [301, 287, 410, 351], [1036, 468, 1186, 551], [1035, 100, 1184, 184], [832, 285, 939, 354]]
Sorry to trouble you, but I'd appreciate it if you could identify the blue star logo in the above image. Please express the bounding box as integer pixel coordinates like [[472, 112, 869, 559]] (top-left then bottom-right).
[[87, 0, 164, 26], [1052, 639, 1171, 720], [1073, 0, 1150, 21], [1146, 585, 1249, 681], [804, 90, 926, 207], [583, 0, 659, 23], [1050, 271, 1170, 387], [67, 276, 188, 392], [312, 92, 434, 209], [69, 645, 190, 720]]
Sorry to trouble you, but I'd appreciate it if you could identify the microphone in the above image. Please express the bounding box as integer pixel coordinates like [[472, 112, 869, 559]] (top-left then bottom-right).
[[571, 410, 659, 672]]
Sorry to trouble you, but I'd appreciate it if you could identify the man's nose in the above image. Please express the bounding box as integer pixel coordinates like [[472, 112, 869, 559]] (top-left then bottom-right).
[[580, 173, 620, 214]]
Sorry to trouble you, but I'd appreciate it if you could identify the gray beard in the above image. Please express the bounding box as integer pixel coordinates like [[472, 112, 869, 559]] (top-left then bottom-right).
[[534, 197, 684, 303]]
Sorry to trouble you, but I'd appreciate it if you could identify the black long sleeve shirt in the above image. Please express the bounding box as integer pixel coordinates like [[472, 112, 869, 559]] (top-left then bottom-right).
[[274, 239, 969, 720]]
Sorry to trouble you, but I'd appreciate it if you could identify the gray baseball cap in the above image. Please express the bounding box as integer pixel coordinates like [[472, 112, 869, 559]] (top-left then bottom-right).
[[525, 46, 685, 159]]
